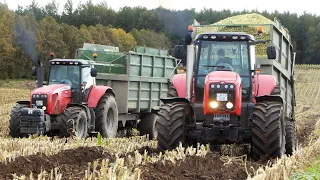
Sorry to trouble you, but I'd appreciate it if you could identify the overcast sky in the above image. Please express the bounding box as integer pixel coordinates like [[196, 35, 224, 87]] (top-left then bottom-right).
[[2, 0, 319, 16]]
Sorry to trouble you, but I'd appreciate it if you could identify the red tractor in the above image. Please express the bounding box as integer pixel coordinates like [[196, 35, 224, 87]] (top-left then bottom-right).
[[156, 25, 297, 160], [9, 53, 119, 139]]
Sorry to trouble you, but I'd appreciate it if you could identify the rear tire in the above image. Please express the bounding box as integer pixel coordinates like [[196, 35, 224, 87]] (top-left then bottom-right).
[[57, 106, 88, 139], [95, 93, 119, 138], [285, 120, 298, 155], [156, 102, 191, 150], [251, 101, 286, 160], [138, 112, 158, 140], [9, 103, 29, 138]]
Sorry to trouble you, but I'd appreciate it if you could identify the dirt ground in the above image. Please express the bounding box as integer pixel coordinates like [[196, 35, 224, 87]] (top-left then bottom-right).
[[140, 151, 261, 180], [0, 145, 263, 179], [0, 146, 114, 179]]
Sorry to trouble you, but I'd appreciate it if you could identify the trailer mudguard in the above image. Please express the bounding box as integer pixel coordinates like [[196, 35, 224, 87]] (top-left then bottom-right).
[[88, 86, 114, 108]]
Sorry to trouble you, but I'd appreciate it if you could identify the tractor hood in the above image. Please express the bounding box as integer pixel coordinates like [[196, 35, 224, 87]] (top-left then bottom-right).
[[206, 71, 241, 82], [32, 84, 71, 95]]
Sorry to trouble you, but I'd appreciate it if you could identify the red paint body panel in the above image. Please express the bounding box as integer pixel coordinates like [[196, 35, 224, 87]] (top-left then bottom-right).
[[31, 84, 71, 115], [172, 74, 195, 102], [203, 71, 242, 116], [251, 74, 277, 102], [172, 74, 187, 98], [88, 86, 112, 108]]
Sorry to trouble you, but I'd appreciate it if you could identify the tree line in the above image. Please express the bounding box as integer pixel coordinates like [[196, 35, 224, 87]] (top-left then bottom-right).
[[1, 0, 320, 80]]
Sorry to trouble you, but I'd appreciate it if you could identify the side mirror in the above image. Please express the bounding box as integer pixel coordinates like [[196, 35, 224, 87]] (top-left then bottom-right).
[[91, 68, 97, 77], [185, 33, 192, 45], [32, 67, 37, 76], [173, 45, 185, 59], [267, 46, 276, 59]]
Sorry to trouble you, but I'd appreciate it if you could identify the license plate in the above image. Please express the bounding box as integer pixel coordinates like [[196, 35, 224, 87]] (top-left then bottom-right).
[[36, 100, 43, 106], [216, 93, 228, 101]]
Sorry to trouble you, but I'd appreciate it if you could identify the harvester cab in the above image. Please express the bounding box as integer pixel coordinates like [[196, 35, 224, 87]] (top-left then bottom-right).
[[157, 23, 297, 160]]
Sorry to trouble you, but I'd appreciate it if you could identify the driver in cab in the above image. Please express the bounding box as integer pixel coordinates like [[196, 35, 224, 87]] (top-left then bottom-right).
[[214, 49, 233, 71]]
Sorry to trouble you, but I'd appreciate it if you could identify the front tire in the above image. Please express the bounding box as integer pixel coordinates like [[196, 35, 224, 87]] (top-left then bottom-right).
[[156, 102, 191, 150], [251, 101, 286, 160], [95, 93, 119, 138], [57, 106, 88, 139], [9, 103, 29, 138]]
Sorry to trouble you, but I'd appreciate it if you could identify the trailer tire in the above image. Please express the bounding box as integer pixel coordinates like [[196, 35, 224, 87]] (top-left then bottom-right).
[[156, 102, 191, 150], [9, 103, 28, 138], [95, 93, 118, 138], [285, 120, 298, 155], [251, 101, 286, 160], [138, 113, 158, 140], [167, 86, 178, 97], [57, 106, 88, 139]]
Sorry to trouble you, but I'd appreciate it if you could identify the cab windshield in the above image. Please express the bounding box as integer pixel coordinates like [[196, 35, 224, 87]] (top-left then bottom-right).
[[195, 41, 251, 100], [48, 65, 81, 89]]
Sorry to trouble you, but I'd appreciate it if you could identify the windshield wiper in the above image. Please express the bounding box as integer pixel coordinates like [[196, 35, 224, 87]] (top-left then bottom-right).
[[202, 65, 225, 68]]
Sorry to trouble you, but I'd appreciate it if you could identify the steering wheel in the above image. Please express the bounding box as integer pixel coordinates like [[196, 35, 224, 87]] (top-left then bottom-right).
[[60, 79, 72, 86], [213, 62, 234, 71]]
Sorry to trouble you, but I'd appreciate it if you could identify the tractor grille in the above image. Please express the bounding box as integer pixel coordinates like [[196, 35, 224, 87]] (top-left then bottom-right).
[[32, 94, 48, 110], [209, 83, 235, 111]]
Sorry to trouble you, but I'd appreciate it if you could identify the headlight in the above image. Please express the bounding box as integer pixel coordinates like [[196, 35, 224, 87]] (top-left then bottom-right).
[[230, 85, 234, 89], [226, 102, 234, 109], [211, 84, 215, 88], [210, 101, 219, 109], [224, 85, 228, 88], [42, 106, 47, 111]]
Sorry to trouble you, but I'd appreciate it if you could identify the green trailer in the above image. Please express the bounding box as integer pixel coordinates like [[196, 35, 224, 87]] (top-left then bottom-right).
[[75, 44, 178, 139]]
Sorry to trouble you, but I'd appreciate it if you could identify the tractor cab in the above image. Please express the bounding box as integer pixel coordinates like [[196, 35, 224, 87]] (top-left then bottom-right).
[[48, 59, 97, 104], [194, 32, 254, 102]]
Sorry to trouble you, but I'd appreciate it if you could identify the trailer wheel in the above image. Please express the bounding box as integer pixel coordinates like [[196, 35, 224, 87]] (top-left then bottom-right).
[[57, 106, 88, 139], [285, 120, 298, 155], [138, 112, 158, 140], [167, 86, 178, 97], [156, 102, 191, 150], [9, 103, 28, 138], [95, 93, 119, 138], [251, 101, 286, 160]]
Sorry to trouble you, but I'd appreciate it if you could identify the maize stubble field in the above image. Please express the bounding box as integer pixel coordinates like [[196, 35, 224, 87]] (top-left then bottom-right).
[[0, 65, 320, 179]]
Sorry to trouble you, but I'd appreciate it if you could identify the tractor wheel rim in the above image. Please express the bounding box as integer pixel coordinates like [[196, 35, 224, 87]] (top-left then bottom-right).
[[76, 114, 85, 137], [106, 108, 114, 132]]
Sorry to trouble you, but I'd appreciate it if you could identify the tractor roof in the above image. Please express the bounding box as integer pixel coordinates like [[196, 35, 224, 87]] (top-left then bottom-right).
[[195, 32, 255, 41], [50, 59, 94, 65]]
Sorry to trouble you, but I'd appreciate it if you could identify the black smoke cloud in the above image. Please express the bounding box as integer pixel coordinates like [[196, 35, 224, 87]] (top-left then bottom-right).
[[154, 7, 195, 39], [14, 17, 39, 66]]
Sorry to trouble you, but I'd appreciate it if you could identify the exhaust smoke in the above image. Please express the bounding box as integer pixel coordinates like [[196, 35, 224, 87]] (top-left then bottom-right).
[[14, 16, 39, 67]]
